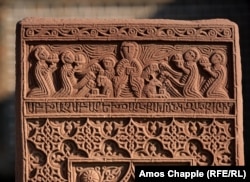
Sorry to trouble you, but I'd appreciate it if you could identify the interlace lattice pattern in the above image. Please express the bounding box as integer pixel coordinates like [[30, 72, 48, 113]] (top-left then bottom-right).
[[26, 118, 235, 182]]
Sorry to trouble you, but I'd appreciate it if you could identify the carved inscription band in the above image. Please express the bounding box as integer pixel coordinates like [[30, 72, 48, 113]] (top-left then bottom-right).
[[25, 100, 235, 115]]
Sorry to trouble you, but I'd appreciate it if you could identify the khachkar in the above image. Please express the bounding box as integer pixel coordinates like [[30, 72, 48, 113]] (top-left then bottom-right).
[[16, 18, 244, 182]]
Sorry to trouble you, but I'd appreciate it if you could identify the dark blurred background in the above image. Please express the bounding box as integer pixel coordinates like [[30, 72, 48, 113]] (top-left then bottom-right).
[[0, 0, 249, 181]]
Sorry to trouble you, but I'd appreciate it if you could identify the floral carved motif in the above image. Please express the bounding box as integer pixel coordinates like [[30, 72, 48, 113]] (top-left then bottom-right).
[[75, 166, 123, 182], [24, 26, 233, 40], [26, 117, 235, 181]]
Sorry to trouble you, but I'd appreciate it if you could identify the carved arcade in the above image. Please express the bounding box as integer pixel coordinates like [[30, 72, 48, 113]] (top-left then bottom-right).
[[16, 18, 243, 182]]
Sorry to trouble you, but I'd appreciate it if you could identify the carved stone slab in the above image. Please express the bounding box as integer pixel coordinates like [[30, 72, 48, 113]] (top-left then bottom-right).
[[16, 18, 244, 182]]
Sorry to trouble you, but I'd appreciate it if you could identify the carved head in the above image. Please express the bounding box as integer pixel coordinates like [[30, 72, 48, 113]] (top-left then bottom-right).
[[74, 53, 87, 71], [75, 53, 87, 65], [171, 53, 183, 63], [34, 45, 50, 62], [210, 50, 226, 65], [61, 50, 75, 64], [87, 80, 96, 89], [102, 56, 117, 69], [199, 56, 211, 68], [171, 53, 184, 68], [149, 75, 162, 87], [120, 41, 139, 59], [48, 53, 59, 64], [149, 62, 160, 73], [183, 47, 200, 62]]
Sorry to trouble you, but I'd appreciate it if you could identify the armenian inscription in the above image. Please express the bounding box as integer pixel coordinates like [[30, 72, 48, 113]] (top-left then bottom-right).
[[16, 18, 243, 182]]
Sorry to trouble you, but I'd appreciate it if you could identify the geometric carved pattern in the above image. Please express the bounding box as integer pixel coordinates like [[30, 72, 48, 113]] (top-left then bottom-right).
[[26, 117, 235, 181], [16, 18, 244, 182]]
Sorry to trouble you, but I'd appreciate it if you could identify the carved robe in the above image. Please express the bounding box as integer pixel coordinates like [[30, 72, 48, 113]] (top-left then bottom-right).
[[206, 64, 228, 98], [28, 61, 56, 97]]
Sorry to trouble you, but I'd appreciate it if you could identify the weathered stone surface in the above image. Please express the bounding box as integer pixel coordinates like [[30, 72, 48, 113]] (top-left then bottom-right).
[[16, 18, 244, 181]]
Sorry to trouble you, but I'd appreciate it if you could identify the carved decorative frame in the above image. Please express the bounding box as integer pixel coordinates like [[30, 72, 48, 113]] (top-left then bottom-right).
[[16, 18, 243, 182]]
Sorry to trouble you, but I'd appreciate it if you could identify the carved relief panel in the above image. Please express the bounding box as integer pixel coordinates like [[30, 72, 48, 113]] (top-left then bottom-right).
[[25, 42, 233, 99], [16, 18, 243, 182]]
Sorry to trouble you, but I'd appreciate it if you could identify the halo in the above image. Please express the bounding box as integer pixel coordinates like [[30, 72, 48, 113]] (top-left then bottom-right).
[[101, 55, 117, 67], [60, 49, 75, 64], [210, 50, 227, 65], [75, 52, 88, 65], [183, 47, 201, 62]]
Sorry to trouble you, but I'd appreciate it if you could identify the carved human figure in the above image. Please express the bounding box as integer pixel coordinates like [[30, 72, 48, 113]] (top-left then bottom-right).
[[97, 74, 114, 97], [200, 51, 228, 98], [113, 41, 144, 97], [179, 48, 203, 97], [27, 45, 58, 97], [141, 62, 160, 82], [101, 55, 117, 80], [54, 50, 78, 96], [74, 60, 103, 97], [158, 54, 183, 97], [163, 48, 203, 98], [74, 63, 101, 97], [75, 53, 88, 72], [142, 74, 163, 98]]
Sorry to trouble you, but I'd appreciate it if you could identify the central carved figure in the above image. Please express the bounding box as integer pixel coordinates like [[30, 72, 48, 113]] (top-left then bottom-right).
[[113, 41, 144, 97]]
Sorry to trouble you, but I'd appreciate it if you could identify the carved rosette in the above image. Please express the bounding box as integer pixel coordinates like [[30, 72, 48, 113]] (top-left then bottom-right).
[[26, 117, 235, 181]]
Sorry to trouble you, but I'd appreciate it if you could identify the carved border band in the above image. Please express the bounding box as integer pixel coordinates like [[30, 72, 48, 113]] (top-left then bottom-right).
[[23, 25, 234, 41], [20, 18, 235, 41]]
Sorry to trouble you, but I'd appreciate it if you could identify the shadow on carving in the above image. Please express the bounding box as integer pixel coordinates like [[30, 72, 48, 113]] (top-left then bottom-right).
[[27, 141, 47, 178], [90, 118, 129, 137], [61, 140, 88, 158], [184, 139, 213, 166], [135, 139, 173, 158], [59, 140, 88, 179], [94, 140, 130, 158], [215, 139, 235, 165], [27, 119, 47, 138]]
